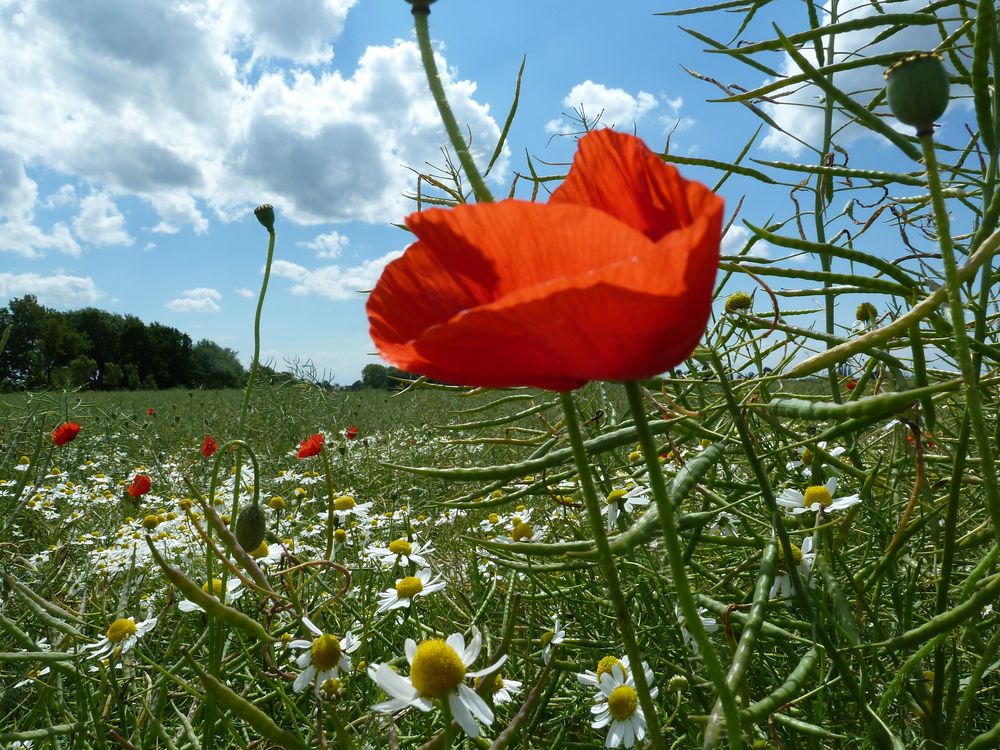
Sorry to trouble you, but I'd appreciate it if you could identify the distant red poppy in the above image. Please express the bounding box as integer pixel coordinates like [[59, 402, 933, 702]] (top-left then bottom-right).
[[201, 435, 218, 458], [297, 433, 324, 459], [129, 474, 152, 498], [146, 408, 156, 416], [366, 129, 723, 391], [344, 425, 360, 440], [52, 422, 81, 446], [846, 378, 858, 391]]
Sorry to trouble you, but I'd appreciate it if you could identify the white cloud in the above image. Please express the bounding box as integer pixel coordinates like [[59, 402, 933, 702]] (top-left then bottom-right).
[[0, 272, 100, 306], [301, 229, 349, 258], [761, 0, 962, 155], [0, 4, 505, 239], [73, 192, 134, 246], [723, 225, 771, 259], [271, 250, 403, 300], [167, 287, 222, 313], [546, 80, 658, 134], [0, 148, 81, 257], [234, 287, 255, 298]]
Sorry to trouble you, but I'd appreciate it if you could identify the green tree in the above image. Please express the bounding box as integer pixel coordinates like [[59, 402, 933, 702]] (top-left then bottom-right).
[[190, 339, 245, 388], [362, 363, 389, 389]]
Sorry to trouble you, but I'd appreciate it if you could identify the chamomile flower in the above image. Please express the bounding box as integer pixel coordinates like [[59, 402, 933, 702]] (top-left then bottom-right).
[[289, 617, 359, 694], [786, 442, 846, 475], [540, 616, 566, 665], [375, 569, 446, 614], [590, 661, 657, 748], [178, 577, 244, 613], [770, 537, 816, 601], [476, 672, 523, 704], [85, 616, 157, 660], [321, 495, 373, 523], [366, 537, 433, 569], [778, 477, 860, 515], [578, 654, 633, 688], [604, 485, 651, 530], [675, 605, 718, 654], [370, 628, 506, 739]]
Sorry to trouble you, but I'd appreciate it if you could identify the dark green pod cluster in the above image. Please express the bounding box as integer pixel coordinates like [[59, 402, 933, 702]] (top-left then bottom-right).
[[885, 53, 950, 135], [234, 502, 266, 553]]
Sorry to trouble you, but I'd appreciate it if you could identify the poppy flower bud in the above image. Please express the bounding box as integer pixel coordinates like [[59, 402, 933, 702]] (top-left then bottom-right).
[[235, 502, 267, 552], [254, 204, 275, 232], [407, 0, 436, 12], [884, 53, 949, 135]]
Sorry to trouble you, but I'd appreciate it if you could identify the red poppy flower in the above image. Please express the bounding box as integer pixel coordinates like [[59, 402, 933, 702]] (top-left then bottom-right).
[[52, 422, 81, 446], [366, 129, 723, 391], [846, 378, 858, 391], [344, 425, 360, 440], [201, 435, 218, 458], [146, 408, 156, 416], [297, 433, 324, 459], [129, 474, 152, 498]]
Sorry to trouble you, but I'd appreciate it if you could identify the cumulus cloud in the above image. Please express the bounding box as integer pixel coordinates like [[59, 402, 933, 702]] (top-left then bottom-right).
[[234, 287, 255, 298], [0, 272, 100, 306], [73, 192, 134, 246], [760, 0, 961, 155], [0, 148, 81, 257], [0, 2, 506, 252], [167, 287, 222, 313], [723, 225, 771, 260], [302, 230, 349, 259], [547, 80, 658, 134], [271, 251, 403, 300]]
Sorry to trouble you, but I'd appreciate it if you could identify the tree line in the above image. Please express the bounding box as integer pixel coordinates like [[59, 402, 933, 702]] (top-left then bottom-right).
[[0, 295, 246, 391]]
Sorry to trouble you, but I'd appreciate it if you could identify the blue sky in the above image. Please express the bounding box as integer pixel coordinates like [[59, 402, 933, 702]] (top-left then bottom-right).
[[0, 1, 966, 383]]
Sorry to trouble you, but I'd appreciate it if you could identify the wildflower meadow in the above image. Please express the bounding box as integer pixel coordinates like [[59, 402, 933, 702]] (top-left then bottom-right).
[[4, 1, 1000, 749]]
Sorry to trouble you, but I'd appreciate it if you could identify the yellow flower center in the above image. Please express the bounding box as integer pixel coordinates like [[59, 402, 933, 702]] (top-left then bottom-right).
[[395, 576, 424, 599], [409, 639, 466, 698], [321, 677, 343, 699], [19, 455, 30, 465], [607, 685, 639, 721], [491, 490, 504, 499], [334, 496, 356, 511], [777, 543, 804, 571], [310, 635, 343, 672], [142, 515, 160, 530], [540, 629, 555, 646], [269, 496, 285, 511], [475, 673, 505, 693], [596, 655, 628, 682], [800, 448, 814, 466], [606, 489, 628, 506], [803, 485, 832, 508], [201, 579, 225, 597], [251, 541, 269, 558], [106, 618, 137, 643], [512, 522, 534, 541], [488, 513, 500, 525], [388, 539, 413, 556], [334, 529, 348, 543], [701, 438, 712, 448], [628, 450, 642, 462]]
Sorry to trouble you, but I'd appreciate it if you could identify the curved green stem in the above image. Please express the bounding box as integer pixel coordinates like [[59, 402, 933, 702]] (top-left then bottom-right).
[[412, 5, 495, 204], [920, 133, 1000, 540], [558, 391, 667, 750], [623, 381, 743, 750]]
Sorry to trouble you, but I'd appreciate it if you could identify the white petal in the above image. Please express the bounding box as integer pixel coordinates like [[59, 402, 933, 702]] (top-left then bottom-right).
[[622, 718, 635, 747], [467, 654, 507, 679], [459, 683, 494, 725], [296, 651, 312, 668], [405, 639, 417, 663], [375, 664, 418, 702], [446, 632, 466, 659], [825, 476, 838, 495], [449, 691, 479, 738], [463, 629, 482, 666], [293, 666, 314, 693], [302, 616, 322, 636]]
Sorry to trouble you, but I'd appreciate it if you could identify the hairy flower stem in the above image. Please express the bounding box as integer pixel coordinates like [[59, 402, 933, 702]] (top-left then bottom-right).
[[558, 391, 667, 750], [920, 133, 1000, 540], [411, 4, 495, 204], [623, 381, 743, 750]]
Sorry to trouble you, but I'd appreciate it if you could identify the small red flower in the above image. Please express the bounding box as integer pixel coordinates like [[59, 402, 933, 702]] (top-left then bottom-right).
[[297, 433, 325, 459], [201, 435, 218, 458], [344, 425, 360, 440], [367, 129, 723, 391], [52, 422, 81, 446], [146, 408, 156, 416], [129, 474, 152, 498], [846, 378, 858, 391]]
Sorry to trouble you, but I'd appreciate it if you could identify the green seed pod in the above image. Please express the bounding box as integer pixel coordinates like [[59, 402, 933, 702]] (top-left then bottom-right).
[[885, 53, 950, 134], [253, 203, 275, 232], [234, 502, 266, 553]]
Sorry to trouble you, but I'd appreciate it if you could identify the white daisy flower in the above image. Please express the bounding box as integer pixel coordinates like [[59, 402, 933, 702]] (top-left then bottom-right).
[[370, 628, 507, 739], [770, 537, 816, 601], [786, 442, 847, 475], [708, 512, 739, 537], [320, 495, 373, 523], [365, 538, 433, 569], [178, 577, 244, 613], [289, 616, 360, 694], [777, 477, 860, 515], [476, 672, 522, 704], [577, 654, 633, 688], [541, 616, 566, 665], [84, 616, 157, 660], [375, 569, 446, 614], [675, 605, 718, 655], [591, 661, 657, 748], [604, 485, 651, 531]]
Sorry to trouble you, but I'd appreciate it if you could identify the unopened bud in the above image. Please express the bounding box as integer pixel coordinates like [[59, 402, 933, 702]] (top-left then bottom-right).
[[254, 204, 275, 232]]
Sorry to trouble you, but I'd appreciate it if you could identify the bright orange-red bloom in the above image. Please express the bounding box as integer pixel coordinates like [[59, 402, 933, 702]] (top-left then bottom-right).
[[146, 407, 156, 416], [297, 433, 324, 459], [52, 422, 81, 446], [201, 435, 218, 458], [344, 425, 359, 440], [366, 130, 723, 391], [129, 474, 152, 498]]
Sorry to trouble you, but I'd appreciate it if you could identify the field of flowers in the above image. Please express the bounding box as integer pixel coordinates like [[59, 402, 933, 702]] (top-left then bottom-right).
[[5, 0, 1000, 748]]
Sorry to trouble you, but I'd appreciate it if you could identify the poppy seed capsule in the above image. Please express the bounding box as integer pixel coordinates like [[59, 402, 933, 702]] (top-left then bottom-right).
[[885, 53, 949, 135], [253, 204, 275, 231], [235, 502, 267, 552]]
